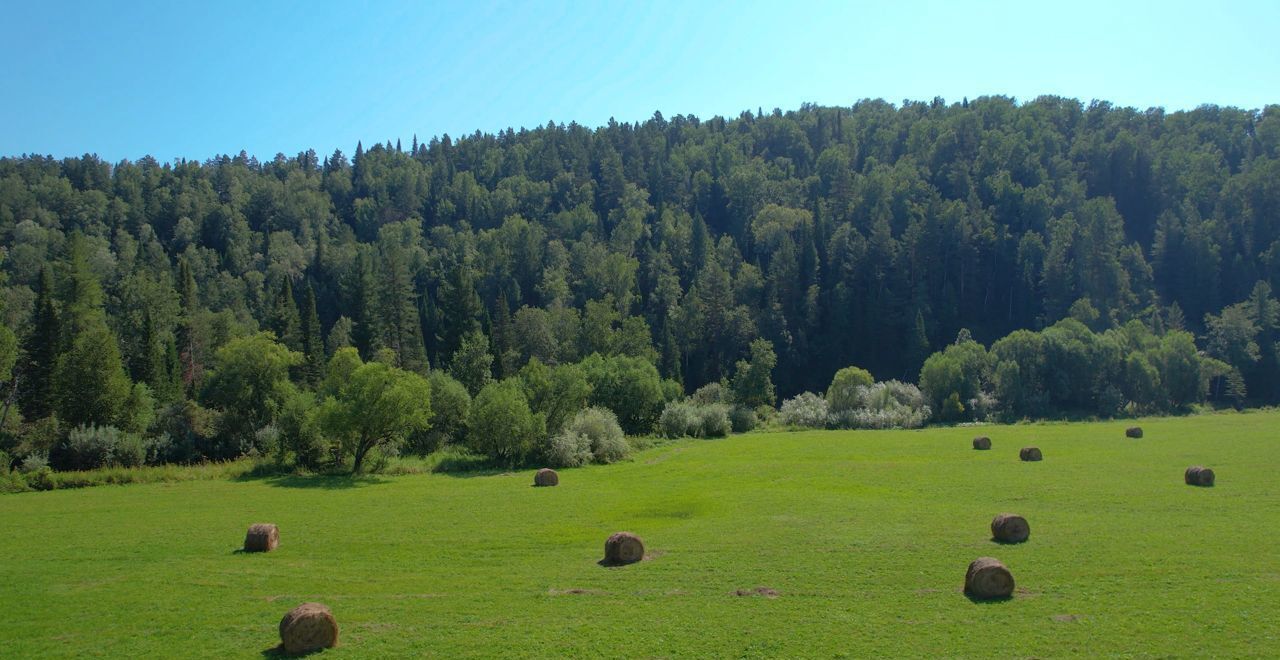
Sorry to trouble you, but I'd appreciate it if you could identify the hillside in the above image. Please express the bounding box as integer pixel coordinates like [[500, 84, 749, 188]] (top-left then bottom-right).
[[4, 97, 1280, 477], [1, 411, 1276, 657]]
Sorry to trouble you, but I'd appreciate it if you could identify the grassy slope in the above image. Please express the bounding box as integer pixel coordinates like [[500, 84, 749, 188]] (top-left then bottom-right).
[[1, 412, 1277, 658]]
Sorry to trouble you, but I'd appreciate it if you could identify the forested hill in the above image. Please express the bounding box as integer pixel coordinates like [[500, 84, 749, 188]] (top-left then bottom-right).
[[2, 96, 1279, 403]]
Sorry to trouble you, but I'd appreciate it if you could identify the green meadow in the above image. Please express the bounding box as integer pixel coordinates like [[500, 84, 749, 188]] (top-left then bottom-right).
[[1, 411, 1277, 658]]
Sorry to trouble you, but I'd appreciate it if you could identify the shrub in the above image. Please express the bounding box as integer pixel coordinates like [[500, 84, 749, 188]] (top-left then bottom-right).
[[729, 406, 758, 433], [660, 378, 685, 403], [26, 467, 56, 491], [152, 401, 216, 464], [829, 380, 931, 429], [544, 431, 592, 468], [20, 452, 48, 474], [696, 403, 732, 438], [659, 401, 732, 438], [779, 392, 829, 428], [276, 391, 325, 468], [561, 407, 629, 464], [416, 370, 470, 452], [52, 425, 146, 471], [659, 401, 699, 438], [826, 366, 874, 413], [689, 382, 728, 405]]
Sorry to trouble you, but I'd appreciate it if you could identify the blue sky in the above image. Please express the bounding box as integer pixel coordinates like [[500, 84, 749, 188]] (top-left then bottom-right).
[[2, 0, 1277, 162]]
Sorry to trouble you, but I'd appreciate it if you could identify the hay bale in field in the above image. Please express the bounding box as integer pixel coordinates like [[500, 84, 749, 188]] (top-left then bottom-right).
[[534, 468, 559, 487], [1019, 447, 1042, 462], [278, 602, 338, 655], [972, 436, 991, 450], [603, 532, 645, 565], [1126, 426, 1143, 438], [965, 557, 1015, 600], [990, 513, 1030, 544], [244, 523, 279, 552], [1185, 466, 1215, 487]]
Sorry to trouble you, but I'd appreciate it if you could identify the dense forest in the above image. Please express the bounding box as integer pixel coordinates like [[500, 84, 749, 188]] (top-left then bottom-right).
[[2, 96, 1279, 477]]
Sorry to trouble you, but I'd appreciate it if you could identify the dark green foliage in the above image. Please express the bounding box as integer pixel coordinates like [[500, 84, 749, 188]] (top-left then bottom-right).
[[730, 339, 777, 409], [20, 265, 59, 418], [5, 97, 1280, 471], [299, 282, 325, 385]]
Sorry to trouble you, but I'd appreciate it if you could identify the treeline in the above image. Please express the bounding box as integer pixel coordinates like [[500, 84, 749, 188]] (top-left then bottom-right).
[[1, 96, 1280, 476]]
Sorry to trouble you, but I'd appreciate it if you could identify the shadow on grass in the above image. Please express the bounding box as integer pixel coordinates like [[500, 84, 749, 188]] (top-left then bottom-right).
[[963, 590, 1013, 604], [234, 472, 388, 489], [261, 644, 326, 658], [990, 537, 1029, 546], [431, 453, 512, 478]]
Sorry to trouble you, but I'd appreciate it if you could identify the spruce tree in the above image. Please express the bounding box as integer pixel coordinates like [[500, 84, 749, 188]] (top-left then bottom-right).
[[267, 277, 302, 350], [299, 281, 325, 385], [379, 246, 427, 372], [440, 259, 482, 360], [21, 264, 60, 419], [176, 256, 203, 396]]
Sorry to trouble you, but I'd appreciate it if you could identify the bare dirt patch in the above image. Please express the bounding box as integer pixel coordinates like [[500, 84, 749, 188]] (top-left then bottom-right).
[[733, 586, 780, 598]]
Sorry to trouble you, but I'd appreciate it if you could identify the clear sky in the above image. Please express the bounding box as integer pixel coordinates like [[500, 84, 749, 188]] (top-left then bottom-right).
[[2, 0, 1277, 162]]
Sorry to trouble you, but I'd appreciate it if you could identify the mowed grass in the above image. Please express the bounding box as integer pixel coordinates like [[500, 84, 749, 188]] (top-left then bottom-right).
[[1, 412, 1278, 658]]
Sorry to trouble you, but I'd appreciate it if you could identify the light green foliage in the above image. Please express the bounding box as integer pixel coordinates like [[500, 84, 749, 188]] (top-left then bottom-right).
[[518, 358, 591, 434], [416, 370, 470, 452], [51, 424, 144, 471], [554, 406, 628, 464], [825, 365, 874, 413], [316, 353, 431, 473], [467, 378, 545, 466], [657, 400, 731, 438], [276, 390, 324, 468], [201, 333, 302, 449], [450, 330, 494, 396], [917, 337, 991, 421], [52, 323, 133, 429], [544, 430, 592, 468], [580, 353, 664, 435], [779, 392, 829, 428]]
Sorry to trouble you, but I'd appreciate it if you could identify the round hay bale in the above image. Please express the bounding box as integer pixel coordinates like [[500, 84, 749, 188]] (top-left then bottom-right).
[[278, 602, 338, 655], [972, 436, 992, 450], [1126, 426, 1144, 438], [603, 531, 645, 565], [990, 513, 1030, 543], [965, 557, 1015, 600], [1019, 447, 1042, 462], [1185, 466, 1215, 487], [534, 468, 559, 487], [244, 523, 279, 553]]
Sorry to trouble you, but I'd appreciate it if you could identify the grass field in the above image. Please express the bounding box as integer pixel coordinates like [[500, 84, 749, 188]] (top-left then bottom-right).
[[1, 411, 1277, 658]]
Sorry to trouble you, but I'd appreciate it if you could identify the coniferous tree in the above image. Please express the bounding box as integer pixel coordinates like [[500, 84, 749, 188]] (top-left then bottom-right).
[[378, 246, 427, 372], [176, 256, 203, 396], [299, 281, 325, 385], [21, 264, 60, 419], [439, 258, 483, 361], [267, 277, 302, 350]]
